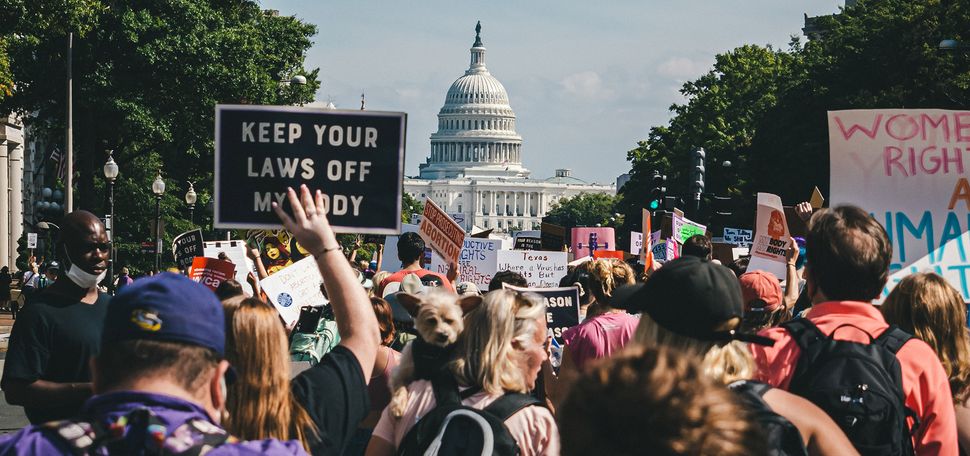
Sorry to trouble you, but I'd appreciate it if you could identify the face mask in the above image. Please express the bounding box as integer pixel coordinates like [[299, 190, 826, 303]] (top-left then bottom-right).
[[64, 252, 106, 289]]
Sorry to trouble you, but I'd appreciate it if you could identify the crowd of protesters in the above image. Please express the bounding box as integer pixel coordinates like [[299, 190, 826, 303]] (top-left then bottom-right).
[[0, 184, 966, 455]]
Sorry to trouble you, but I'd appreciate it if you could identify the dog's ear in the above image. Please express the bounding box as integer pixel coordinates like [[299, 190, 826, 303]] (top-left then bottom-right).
[[457, 295, 483, 315], [397, 293, 423, 317]]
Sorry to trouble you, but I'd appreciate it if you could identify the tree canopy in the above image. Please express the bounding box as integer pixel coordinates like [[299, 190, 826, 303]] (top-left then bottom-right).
[[619, 0, 970, 235], [543, 193, 619, 230], [1, 0, 319, 272]]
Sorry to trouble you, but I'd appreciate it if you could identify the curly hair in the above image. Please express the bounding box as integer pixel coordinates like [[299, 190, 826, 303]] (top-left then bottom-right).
[[558, 344, 762, 456], [586, 259, 636, 307]]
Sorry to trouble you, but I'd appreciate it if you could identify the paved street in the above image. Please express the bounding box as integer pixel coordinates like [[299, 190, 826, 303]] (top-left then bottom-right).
[[0, 312, 29, 434]]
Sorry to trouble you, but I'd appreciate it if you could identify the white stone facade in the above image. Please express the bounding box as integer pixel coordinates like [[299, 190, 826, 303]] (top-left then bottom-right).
[[405, 24, 614, 232], [0, 115, 25, 269]]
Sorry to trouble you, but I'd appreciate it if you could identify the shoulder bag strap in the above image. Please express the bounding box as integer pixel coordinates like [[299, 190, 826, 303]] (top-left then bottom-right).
[[483, 393, 543, 421], [873, 325, 913, 355], [781, 318, 826, 350]]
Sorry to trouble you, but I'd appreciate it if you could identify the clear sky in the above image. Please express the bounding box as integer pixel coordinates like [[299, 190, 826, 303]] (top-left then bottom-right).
[[260, 1, 842, 185]]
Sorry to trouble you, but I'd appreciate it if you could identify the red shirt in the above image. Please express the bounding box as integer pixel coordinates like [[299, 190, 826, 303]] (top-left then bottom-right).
[[751, 301, 958, 456], [378, 268, 454, 296]]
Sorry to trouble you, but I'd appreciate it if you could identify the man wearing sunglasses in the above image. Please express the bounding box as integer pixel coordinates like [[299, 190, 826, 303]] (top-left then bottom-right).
[[2, 210, 111, 423]]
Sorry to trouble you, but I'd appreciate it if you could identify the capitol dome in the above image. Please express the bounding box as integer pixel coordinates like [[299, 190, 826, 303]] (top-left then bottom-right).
[[418, 22, 529, 180]]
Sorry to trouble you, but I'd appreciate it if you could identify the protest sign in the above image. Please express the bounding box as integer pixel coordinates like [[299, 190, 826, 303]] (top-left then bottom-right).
[[748, 192, 790, 279], [640, 209, 653, 266], [189, 257, 236, 291], [570, 227, 615, 259], [829, 108, 970, 300], [630, 231, 643, 255], [172, 229, 204, 270], [26, 233, 37, 249], [429, 238, 503, 288], [503, 284, 580, 343], [541, 223, 566, 251], [723, 228, 753, 247], [496, 250, 568, 288], [593, 250, 625, 260], [203, 240, 255, 295], [671, 213, 707, 244], [419, 198, 465, 265], [259, 256, 328, 326], [514, 230, 541, 251], [214, 105, 405, 234]]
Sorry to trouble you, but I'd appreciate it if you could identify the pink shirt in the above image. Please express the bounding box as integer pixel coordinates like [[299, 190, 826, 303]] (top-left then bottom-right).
[[371, 380, 560, 456], [750, 301, 958, 456], [562, 312, 639, 371]]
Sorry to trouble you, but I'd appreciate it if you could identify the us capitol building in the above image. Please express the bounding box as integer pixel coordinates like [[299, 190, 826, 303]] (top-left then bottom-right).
[[404, 23, 615, 233]]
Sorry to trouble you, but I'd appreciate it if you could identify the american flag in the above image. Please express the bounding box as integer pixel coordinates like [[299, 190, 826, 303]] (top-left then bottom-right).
[[49, 147, 67, 182]]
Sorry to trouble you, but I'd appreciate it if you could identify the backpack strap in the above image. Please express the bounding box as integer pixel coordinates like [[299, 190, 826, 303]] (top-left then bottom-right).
[[874, 325, 913, 355], [483, 393, 543, 421], [430, 372, 462, 406], [781, 318, 826, 350]]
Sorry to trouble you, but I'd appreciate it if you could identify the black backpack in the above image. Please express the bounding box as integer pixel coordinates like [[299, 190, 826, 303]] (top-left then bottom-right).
[[781, 318, 918, 456], [729, 380, 808, 456], [397, 375, 542, 456]]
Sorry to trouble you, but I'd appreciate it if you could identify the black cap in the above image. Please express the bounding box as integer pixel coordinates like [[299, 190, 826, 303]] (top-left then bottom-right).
[[613, 256, 773, 346]]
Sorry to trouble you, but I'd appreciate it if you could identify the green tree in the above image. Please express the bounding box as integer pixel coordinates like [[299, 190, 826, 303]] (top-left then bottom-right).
[[402, 193, 424, 223], [543, 193, 618, 230], [1, 0, 319, 272]]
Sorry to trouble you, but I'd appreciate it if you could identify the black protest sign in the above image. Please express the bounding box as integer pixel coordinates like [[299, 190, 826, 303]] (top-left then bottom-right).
[[541, 223, 566, 251], [514, 237, 542, 251], [504, 284, 580, 343], [172, 229, 204, 269], [215, 105, 406, 234]]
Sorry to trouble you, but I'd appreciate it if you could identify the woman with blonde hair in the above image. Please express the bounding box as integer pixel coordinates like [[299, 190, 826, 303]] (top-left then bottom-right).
[[882, 272, 970, 453], [223, 297, 319, 451], [543, 259, 639, 410], [620, 256, 857, 456], [366, 290, 559, 456]]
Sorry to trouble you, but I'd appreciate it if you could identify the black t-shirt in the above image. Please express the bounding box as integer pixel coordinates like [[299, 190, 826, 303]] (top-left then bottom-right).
[[291, 345, 370, 456], [1, 289, 109, 423]]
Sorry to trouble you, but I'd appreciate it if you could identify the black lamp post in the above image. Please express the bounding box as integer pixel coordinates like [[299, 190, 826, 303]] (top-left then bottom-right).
[[185, 182, 197, 225], [103, 151, 119, 293], [152, 170, 166, 273]]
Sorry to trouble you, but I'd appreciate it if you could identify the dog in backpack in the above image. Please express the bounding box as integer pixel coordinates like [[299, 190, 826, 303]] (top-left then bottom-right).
[[389, 289, 482, 418]]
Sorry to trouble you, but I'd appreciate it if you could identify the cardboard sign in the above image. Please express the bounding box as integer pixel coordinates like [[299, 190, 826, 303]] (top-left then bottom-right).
[[189, 257, 236, 291], [723, 228, 754, 247], [540, 223, 566, 251], [828, 108, 970, 300], [503, 284, 580, 343], [26, 233, 37, 249], [429, 238, 503, 288], [496, 250, 568, 288], [748, 192, 790, 278], [172, 229, 204, 270], [810, 186, 825, 209], [570, 227, 615, 259], [593, 250, 625, 260], [418, 198, 465, 265], [641, 209, 653, 266], [630, 231, 643, 255], [203, 240, 256, 295], [671, 213, 707, 244], [259, 256, 328, 325], [214, 105, 405, 233]]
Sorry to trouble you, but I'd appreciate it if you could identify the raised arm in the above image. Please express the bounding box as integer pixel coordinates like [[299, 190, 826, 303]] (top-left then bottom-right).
[[274, 185, 380, 379]]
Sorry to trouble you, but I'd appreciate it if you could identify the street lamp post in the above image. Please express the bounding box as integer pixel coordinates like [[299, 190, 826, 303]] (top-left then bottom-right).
[[103, 152, 119, 293], [184, 182, 197, 225], [152, 170, 166, 273]]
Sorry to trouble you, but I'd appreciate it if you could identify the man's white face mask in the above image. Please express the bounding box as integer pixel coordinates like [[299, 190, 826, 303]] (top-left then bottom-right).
[[64, 252, 106, 289]]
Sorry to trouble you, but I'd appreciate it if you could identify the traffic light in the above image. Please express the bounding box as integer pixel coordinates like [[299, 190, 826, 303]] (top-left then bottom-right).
[[691, 148, 706, 215], [648, 171, 667, 211]]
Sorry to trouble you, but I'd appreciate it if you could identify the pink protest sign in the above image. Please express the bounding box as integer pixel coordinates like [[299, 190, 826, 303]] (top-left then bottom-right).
[[570, 227, 615, 259], [748, 192, 789, 279], [829, 109, 970, 300]]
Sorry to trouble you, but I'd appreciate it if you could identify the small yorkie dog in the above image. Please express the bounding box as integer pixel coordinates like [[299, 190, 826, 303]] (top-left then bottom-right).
[[388, 289, 481, 418]]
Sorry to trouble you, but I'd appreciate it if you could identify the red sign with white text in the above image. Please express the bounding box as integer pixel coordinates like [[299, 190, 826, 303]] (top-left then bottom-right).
[[419, 198, 465, 264], [188, 257, 236, 291]]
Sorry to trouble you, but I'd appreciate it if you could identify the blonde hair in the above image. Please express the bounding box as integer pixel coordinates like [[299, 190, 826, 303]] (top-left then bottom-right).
[[587, 259, 636, 307], [371, 271, 392, 297], [883, 273, 970, 402], [452, 290, 546, 395], [223, 298, 318, 451], [633, 312, 754, 384]]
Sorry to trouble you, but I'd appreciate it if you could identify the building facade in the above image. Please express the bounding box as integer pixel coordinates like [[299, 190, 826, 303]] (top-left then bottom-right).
[[404, 24, 614, 232], [0, 115, 25, 269]]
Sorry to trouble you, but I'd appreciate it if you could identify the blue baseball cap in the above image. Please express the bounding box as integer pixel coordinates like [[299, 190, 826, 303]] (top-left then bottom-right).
[[102, 272, 226, 357]]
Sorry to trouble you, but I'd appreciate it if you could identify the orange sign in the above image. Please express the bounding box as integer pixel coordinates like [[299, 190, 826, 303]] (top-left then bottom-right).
[[593, 250, 625, 260], [188, 257, 236, 291], [418, 198, 465, 264]]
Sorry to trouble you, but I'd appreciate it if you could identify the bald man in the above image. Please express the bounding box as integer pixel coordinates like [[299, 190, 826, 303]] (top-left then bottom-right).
[[2, 211, 110, 423]]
